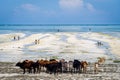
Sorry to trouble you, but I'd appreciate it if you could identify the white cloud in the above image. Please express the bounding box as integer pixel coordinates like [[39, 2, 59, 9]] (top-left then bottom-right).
[[59, 0, 84, 11], [14, 3, 56, 17], [13, 4, 41, 16], [86, 3, 96, 12], [21, 4, 40, 12], [59, 0, 96, 12]]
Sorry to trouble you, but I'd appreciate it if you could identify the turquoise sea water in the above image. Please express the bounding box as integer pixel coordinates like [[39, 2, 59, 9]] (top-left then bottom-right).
[[0, 24, 120, 38], [0, 24, 120, 32]]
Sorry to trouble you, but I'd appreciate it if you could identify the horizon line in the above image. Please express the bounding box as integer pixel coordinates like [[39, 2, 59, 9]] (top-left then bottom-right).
[[0, 24, 120, 26]]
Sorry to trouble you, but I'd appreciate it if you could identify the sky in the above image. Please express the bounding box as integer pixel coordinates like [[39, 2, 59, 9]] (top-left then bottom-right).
[[0, 0, 120, 24]]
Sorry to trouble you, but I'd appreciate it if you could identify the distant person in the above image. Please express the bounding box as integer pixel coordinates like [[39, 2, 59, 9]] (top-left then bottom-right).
[[89, 28, 91, 31], [100, 42, 103, 46], [97, 41, 99, 46], [38, 39, 40, 44], [98, 41, 103, 46], [58, 29, 60, 32], [35, 39, 37, 44], [18, 36, 20, 40], [14, 36, 16, 40], [99, 42, 101, 46], [97, 41, 102, 46]]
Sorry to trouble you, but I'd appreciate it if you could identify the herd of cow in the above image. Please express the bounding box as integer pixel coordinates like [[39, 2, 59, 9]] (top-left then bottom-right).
[[16, 58, 105, 74]]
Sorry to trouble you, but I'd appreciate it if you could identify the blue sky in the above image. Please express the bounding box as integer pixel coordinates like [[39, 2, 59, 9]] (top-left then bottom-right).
[[0, 0, 120, 24]]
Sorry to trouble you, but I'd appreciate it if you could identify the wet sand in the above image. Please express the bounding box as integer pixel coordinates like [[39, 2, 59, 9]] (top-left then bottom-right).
[[0, 62, 120, 80], [0, 32, 120, 62]]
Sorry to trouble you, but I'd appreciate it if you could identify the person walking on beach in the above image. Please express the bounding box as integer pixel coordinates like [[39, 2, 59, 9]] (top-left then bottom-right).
[[100, 42, 103, 46], [35, 39, 37, 44], [99, 41, 103, 46], [35, 39, 40, 44], [38, 39, 40, 44], [14, 36, 20, 41], [97, 41, 102, 46], [14, 36, 16, 40], [58, 29, 60, 32], [18, 36, 20, 40], [89, 28, 91, 31], [97, 41, 100, 46]]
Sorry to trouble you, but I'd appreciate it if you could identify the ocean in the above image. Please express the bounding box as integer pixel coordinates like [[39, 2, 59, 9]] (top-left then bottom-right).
[[0, 24, 120, 38], [0, 24, 120, 32]]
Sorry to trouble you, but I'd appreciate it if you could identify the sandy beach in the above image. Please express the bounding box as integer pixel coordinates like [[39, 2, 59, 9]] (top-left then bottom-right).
[[0, 32, 120, 62], [0, 32, 120, 80]]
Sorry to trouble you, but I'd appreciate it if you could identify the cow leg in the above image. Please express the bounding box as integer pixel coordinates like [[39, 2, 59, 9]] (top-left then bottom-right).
[[54, 68, 57, 75], [71, 69, 73, 74], [54, 70, 56, 75], [85, 68, 87, 73], [84, 68, 87, 73], [38, 66, 41, 73], [29, 68, 32, 73], [75, 68, 77, 73], [70, 69, 71, 74], [78, 68, 80, 73], [94, 67, 98, 74], [33, 67, 36, 74], [80, 66, 82, 73], [60, 67, 62, 73], [74, 68, 75, 73], [31, 68, 32, 73], [75, 68, 76, 73], [37, 67, 39, 73], [23, 68, 25, 74], [28, 68, 30, 73], [83, 68, 84, 73]]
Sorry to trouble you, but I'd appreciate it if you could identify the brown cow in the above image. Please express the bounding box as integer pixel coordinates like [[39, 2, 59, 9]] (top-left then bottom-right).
[[94, 57, 105, 73], [37, 59, 49, 72], [16, 60, 39, 74], [81, 61, 88, 73], [98, 57, 105, 64]]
